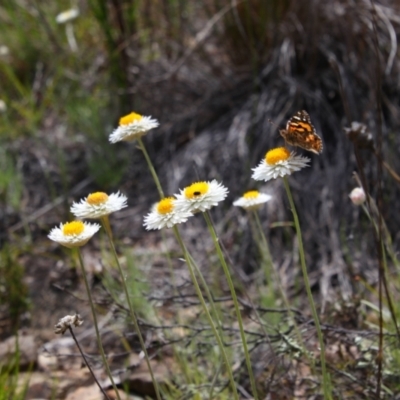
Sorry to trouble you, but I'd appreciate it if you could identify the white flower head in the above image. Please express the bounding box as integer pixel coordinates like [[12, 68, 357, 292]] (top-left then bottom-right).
[[252, 147, 310, 182], [0, 99, 6, 113], [71, 191, 127, 219], [109, 112, 159, 143], [233, 190, 272, 210], [349, 187, 366, 206], [144, 197, 193, 230], [48, 221, 100, 248], [174, 180, 229, 213], [0, 46, 10, 57], [56, 8, 79, 24]]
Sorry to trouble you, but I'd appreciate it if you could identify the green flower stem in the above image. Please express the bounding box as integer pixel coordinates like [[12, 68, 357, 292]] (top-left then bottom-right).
[[102, 214, 113, 241], [101, 217, 162, 400], [282, 177, 332, 400], [137, 138, 164, 199], [185, 252, 230, 383], [185, 250, 231, 361], [162, 229, 192, 383], [203, 211, 259, 400], [187, 252, 224, 327], [188, 252, 230, 390], [361, 205, 400, 340], [75, 248, 121, 400], [252, 211, 275, 295], [137, 137, 194, 385], [173, 226, 239, 400]]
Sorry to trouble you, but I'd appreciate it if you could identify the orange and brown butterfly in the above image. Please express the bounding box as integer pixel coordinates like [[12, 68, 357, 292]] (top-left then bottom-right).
[[279, 110, 323, 155]]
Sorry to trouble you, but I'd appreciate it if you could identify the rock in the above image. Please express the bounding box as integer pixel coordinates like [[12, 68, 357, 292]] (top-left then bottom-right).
[[0, 332, 37, 369], [19, 369, 94, 399], [39, 336, 81, 371], [118, 358, 170, 398], [65, 383, 101, 400]]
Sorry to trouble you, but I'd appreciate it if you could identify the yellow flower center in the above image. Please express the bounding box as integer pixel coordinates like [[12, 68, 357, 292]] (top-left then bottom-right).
[[184, 182, 209, 199], [86, 192, 109, 205], [243, 190, 259, 199], [119, 112, 143, 126], [63, 221, 84, 236], [266, 147, 290, 165], [157, 197, 175, 214]]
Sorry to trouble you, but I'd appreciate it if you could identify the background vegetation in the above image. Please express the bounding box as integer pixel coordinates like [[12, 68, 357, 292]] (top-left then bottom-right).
[[1, 0, 400, 398]]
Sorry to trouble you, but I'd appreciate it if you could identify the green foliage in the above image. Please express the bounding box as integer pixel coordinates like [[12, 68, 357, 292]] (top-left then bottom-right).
[[0, 150, 22, 211], [101, 250, 155, 322], [0, 246, 29, 326], [0, 334, 36, 400], [0, 365, 26, 400], [124, 251, 156, 322], [0, 0, 127, 187], [64, 93, 127, 188]]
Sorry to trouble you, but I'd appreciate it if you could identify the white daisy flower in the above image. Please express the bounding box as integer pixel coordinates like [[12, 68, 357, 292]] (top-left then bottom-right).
[[233, 190, 272, 211], [56, 8, 79, 24], [174, 180, 228, 213], [0, 46, 10, 57], [48, 221, 100, 248], [109, 112, 159, 143], [0, 99, 7, 113], [71, 191, 127, 219], [144, 197, 193, 230], [349, 187, 366, 206], [252, 147, 310, 182]]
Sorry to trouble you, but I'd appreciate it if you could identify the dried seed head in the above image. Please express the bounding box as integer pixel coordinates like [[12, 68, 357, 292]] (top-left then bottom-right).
[[54, 314, 83, 335]]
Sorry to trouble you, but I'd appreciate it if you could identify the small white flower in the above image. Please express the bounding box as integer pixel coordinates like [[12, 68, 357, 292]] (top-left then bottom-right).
[[56, 8, 79, 24], [0, 99, 6, 113], [349, 187, 366, 206], [174, 180, 228, 213], [48, 221, 100, 248], [109, 112, 159, 143], [71, 191, 127, 219], [252, 147, 310, 182], [0, 46, 10, 57], [144, 197, 192, 230], [233, 190, 272, 210]]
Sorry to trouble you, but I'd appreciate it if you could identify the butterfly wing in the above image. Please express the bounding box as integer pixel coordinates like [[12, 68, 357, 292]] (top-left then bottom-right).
[[282, 110, 323, 154]]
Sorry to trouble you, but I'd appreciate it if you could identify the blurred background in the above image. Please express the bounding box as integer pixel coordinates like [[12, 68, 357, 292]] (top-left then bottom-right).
[[1, 0, 400, 395]]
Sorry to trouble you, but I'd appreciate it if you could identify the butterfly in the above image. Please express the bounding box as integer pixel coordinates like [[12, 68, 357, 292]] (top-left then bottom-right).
[[279, 110, 323, 154]]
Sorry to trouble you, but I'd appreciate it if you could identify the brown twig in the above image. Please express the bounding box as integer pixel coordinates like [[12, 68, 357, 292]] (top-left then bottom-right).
[[68, 325, 112, 400]]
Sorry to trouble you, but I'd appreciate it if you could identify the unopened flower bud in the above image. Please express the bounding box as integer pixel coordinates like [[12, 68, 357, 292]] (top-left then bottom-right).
[[349, 187, 366, 206]]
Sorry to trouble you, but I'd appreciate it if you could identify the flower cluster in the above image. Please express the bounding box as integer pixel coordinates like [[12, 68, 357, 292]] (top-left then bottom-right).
[[44, 108, 333, 400], [48, 191, 128, 248], [49, 111, 315, 240], [144, 180, 229, 230], [230, 146, 311, 210]]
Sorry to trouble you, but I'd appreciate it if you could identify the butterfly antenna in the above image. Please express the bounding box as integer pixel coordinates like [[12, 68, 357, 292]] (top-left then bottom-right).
[[267, 118, 279, 128]]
